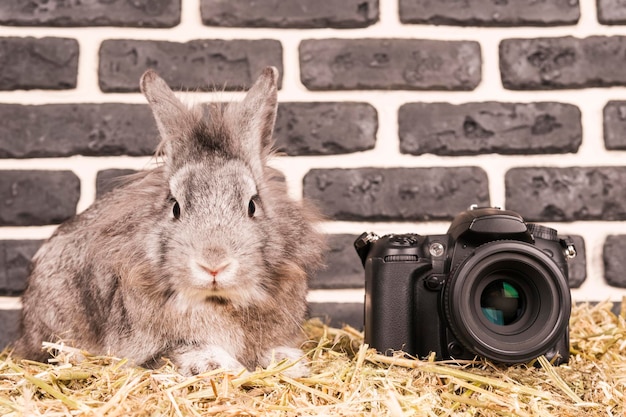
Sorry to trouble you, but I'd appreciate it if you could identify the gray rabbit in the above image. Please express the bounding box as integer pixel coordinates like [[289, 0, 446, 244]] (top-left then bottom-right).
[[14, 67, 324, 377]]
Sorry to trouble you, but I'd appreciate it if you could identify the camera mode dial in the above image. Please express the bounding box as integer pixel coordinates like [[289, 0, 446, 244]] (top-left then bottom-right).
[[527, 223, 557, 241], [389, 234, 419, 246]]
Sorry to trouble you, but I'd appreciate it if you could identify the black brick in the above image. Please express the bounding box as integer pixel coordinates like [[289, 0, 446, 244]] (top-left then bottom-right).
[[500, 36, 626, 90], [399, 0, 579, 26], [0, 0, 180, 27], [506, 167, 626, 221], [603, 101, 626, 150], [603, 235, 626, 288], [201, 0, 378, 28], [0, 104, 158, 159], [96, 169, 139, 199], [609, 302, 623, 316], [597, 0, 626, 25], [303, 167, 490, 221], [311, 234, 364, 290], [99, 39, 283, 93], [0, 309, 21, 350], [275, 103, 377, 156], [312, 233, 585, 289], [307, 302, 363, 329], [299, 39, 481, 91], [0, 171, 80, 226], [0, 240, 41, 295], [399, 102, 581, 156], [0, 37, 78, 90]]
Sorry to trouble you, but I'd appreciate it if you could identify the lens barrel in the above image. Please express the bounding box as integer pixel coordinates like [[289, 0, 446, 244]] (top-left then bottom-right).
[[444, 240, 571, 363]]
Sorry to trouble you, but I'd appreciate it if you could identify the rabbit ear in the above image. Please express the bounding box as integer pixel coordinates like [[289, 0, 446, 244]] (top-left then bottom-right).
[[226, 67, 279, 174], [140, 70, 201, 168]]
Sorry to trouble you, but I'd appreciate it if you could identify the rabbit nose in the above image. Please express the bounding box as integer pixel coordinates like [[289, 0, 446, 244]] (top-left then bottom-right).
[[198, 261, 230, 279]]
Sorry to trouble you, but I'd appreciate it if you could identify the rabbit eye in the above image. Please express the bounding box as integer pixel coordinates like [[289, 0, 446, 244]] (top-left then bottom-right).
[[248, 199, 256, 218], [172, 200, 181, 220], [248, 195, 260, 218]]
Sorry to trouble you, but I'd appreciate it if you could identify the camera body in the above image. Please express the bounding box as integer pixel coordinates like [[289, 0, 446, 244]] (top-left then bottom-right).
[[355, 206, 575, 365]]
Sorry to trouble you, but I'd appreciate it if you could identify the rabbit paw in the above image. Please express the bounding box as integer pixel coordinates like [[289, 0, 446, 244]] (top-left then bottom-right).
[[265, 346, 309, 378], [171, 345, 246, 376]]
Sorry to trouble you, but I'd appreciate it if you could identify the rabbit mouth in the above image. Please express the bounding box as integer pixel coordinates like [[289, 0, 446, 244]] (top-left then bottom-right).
[[178, 285, 264, 309], [205, 295, 230, 305], [177, 286, 242, 305], [188, 285, 239, 300]]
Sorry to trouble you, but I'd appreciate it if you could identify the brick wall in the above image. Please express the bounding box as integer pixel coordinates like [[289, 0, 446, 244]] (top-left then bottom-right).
[[1, 0, 626, 348]]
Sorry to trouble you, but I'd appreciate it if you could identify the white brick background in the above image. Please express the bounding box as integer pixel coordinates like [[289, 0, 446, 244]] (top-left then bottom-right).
[[1, 0, 625, 313]]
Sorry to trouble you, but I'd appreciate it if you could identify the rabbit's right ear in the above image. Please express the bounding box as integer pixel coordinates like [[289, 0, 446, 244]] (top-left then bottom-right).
[[223, 67, 279, 178], [140, 70, 201, 171]]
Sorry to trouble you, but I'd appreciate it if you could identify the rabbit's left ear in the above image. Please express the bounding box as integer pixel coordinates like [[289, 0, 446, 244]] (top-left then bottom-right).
[[227, 67, 279, 173], [140, 69, 203, 173]]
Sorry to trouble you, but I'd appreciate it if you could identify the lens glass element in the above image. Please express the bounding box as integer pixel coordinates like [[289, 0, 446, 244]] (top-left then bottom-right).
[[480, 278, 524, 326]]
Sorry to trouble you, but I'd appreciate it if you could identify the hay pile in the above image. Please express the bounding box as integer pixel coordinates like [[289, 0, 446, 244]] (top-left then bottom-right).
[[1, 300, 624, 416]]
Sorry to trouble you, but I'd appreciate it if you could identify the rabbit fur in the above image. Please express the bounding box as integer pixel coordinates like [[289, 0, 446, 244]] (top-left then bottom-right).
[[14, 67, 325, 377]]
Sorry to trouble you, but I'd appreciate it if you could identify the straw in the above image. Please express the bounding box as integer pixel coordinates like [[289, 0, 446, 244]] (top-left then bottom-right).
[[0, 299, 624, 416]]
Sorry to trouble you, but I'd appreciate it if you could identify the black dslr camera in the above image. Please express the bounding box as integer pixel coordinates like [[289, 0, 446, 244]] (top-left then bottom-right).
[[354, 206, 575, 365]]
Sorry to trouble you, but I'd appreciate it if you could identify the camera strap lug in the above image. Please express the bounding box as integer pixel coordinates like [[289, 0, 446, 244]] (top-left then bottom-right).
[[559, 236, 577, 259]]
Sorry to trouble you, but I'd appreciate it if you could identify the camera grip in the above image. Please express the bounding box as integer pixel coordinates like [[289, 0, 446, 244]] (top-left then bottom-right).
[[364, 258, 430, 354]]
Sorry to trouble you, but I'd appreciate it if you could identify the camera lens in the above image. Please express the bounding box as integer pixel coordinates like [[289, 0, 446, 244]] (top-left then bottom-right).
[[444, 240, 571, 363], [480, 279, 524, 326]]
